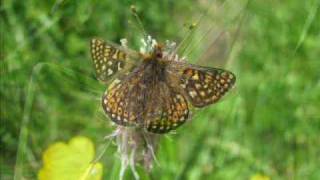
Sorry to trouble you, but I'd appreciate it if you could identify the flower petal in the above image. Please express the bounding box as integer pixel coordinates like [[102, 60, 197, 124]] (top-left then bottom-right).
[[38, 136, 103, 180]]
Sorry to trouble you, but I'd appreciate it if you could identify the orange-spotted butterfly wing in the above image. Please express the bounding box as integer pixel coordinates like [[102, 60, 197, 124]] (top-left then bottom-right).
[[101, 78, 138, 127], [101, 67, 189, 134], [92, 38, 236, 134], [179, 65, 236, 107], [144, 82, 189, 133], [90, 38, 139, 83]]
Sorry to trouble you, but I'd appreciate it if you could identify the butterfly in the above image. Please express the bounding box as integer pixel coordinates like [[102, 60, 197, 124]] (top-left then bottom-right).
[[90, 37, 236, 134]]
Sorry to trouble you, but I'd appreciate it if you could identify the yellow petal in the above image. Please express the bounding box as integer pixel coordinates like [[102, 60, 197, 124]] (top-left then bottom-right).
[[250, 174, 270, 180], [38, 136, 103, 180], [79, 163, 104, 180]]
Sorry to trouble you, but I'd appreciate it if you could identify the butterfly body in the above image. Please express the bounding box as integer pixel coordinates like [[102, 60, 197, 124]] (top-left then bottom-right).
[[91, 38, 236, 134]]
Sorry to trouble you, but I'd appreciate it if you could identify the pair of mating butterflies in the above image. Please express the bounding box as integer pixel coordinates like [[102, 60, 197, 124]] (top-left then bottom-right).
[[90, 38, 235, 134]]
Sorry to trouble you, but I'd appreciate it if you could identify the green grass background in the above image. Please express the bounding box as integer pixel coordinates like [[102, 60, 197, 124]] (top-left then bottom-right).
[[1, 0, 320, 179]]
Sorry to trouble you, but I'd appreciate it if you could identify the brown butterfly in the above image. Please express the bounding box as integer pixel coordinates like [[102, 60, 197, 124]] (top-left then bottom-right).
[[90, 38, 235, 134]]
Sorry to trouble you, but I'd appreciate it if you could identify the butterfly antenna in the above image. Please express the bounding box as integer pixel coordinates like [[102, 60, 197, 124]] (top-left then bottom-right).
[[130, 5, 148, 39]]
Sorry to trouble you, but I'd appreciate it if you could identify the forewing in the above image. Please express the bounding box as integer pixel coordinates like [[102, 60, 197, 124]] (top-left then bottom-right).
[[171, 63, 236, 107], [144, 83, 189, 134], [90, 38, 138, 83], [179, 65, 236, 107]]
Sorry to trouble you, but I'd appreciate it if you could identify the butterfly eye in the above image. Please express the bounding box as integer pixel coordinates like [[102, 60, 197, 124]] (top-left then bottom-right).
[[153, 45, 163, 58], [156, 52, 162, 58]]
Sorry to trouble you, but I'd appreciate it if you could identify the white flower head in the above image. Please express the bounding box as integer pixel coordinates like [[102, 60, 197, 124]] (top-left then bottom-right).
[[140, 35, 158, 53], [139, 36, 185, 62], [120, 38, 128, 48]]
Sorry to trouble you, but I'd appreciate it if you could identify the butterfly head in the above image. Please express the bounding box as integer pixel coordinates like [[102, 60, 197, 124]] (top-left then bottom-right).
[[143, 43, 165, 62], [153, 44, 164, 59]]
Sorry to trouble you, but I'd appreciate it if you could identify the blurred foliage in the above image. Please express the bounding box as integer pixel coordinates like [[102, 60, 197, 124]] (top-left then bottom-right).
[[1, 0, 320, 179]]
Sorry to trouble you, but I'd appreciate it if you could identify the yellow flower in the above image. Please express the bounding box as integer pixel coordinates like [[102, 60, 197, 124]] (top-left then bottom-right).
[[38, 136, 103, 180], [250, 173, 270, 180]]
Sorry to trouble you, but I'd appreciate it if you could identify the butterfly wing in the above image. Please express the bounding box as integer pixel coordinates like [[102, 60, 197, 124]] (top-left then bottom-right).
[[144, 82, 189, 133], [166, 62, 236, 108], [90, 38, 139, 83], [102, 72, 189, 134], [180, 65, 236, 107], [101, 67, 153, 127], [102, 79, 139, 127]]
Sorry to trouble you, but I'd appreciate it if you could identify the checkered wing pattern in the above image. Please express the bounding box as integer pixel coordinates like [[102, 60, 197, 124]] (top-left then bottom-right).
[[91, 38, 132, 83], [102, 74, 189, 133], [179, 66, 236, 107], [102, 79, 139, 127], [144, 82, 189, 133], [93, 38, 236, 134]]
